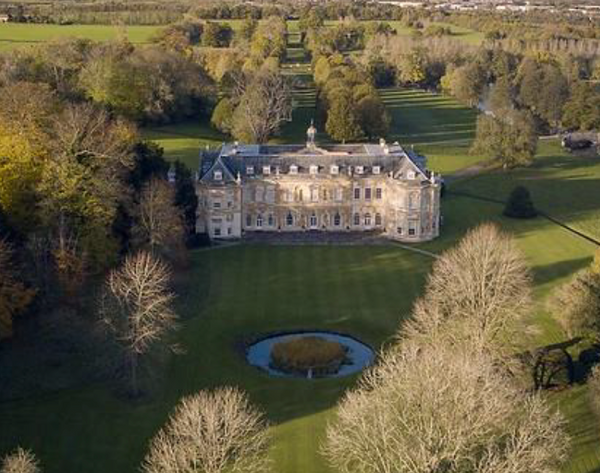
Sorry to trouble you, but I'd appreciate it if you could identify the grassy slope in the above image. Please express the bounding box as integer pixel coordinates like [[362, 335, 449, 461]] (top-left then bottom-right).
[[0, 23, 159, 50]]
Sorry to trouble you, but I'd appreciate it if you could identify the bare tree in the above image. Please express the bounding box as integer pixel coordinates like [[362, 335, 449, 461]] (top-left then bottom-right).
[[231, 70, 292, 143], [1, 448, 40, 473], [133, 178, 185, 259], [142, 387, 271, 473], [323, 342, 569, 473], [98, 251, 178, 396], [403, 223, 532, 358]]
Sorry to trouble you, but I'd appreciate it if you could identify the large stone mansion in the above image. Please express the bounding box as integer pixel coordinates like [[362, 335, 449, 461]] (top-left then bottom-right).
[[195, 125, 442, 243]]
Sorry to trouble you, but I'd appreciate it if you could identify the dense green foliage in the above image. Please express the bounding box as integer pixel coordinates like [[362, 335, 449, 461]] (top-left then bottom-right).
[[503, 186, 537, 219]]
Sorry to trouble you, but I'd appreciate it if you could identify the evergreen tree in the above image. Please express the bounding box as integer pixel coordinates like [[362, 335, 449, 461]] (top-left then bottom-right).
[[503, 186, 537, 219], [326, 93, 363, 143]]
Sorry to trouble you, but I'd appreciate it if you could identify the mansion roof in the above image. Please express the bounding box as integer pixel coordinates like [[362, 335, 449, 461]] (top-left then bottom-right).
[[198, 141, 436, 184]]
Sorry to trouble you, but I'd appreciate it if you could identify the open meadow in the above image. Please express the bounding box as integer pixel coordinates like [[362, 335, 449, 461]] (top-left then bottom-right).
[[0, 23, 160, 50]]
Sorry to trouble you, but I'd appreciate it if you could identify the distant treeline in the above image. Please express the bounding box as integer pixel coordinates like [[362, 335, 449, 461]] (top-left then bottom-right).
[[0, 0, 411, 25]]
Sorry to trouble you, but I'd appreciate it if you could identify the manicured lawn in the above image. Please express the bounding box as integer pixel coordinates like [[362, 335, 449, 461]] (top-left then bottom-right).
[[381, 88, 483, 174], [142, 120, 227, 171], [0, 23, 160, 50], [0, 246, 434, 473]]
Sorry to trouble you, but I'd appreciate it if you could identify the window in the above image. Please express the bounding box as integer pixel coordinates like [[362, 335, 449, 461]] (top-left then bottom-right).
[[310, 213, 318, 227], [268, 214, 274, 227], [364, 213, 372, 226], [354, 188, 360, 200], [263, 166, 271, 175], [354, 213, 360, 226], [246, 166, 254, 176], [289, 165, 298, 175], [213, 201, 221, 209], [373, 166, 381, 175], [330, 165, 339, 175], [311, 187, 319, 202], [227, 201, 232, 208], [286, 213, 294, 226], [246, 214, 252, 227], [397, 227, 403, 235], [375, 213, 382, 226], [409, 193, 418, 209], [214, 170, 222, 181], [375, 188, 382, 200], [266, 187, 275, 203], [409, 222, 417, 236], [365, 188, 372, 200], [336, 188, 343, 202], [407, 171, 416, 180], [356, 166, 364, 175], [257, 215, 263, 228], [227, 227, 232, 235], [334, 213, 341, 226], [310, 165, 318, 175], [226, 214, 233, 222], [214, 228, 221, 237]]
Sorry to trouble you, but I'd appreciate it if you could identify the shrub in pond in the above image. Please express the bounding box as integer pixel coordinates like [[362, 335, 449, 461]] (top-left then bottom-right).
[[270, 336, 349, 376]]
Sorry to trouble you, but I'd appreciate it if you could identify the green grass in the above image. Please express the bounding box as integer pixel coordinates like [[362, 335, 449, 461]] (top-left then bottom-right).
[[381, 88, 483, 174], [0, 246, 434, 473], [0, 23, 160, 50]]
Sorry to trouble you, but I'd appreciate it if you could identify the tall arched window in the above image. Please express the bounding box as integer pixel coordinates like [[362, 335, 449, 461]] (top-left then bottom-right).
[[286, 212, 294, 226], [256, 214, 263, 227], [246, 214, 252, 227], [353, 213, 360, 226], [334, 213, 341, 226], [375, 213, 382, 226], [310, 213, 318, 228], [364, 213, 372, 226]]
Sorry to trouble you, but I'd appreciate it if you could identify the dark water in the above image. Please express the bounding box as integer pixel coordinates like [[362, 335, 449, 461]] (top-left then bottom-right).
[[246, 331, 375, 378]]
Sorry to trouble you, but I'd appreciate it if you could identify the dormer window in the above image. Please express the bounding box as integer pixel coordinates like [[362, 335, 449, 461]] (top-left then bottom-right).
[[214, 170, 223, 181], [263, 165, 271, 175], [289, 165, 298, 175], [309, 165, 319, 175], [407, 171, 416, 180], [330, 165, 339, 175], [356, 166, 364, 175], [373, 166, 381, 175], [246, 166, 254, 176]]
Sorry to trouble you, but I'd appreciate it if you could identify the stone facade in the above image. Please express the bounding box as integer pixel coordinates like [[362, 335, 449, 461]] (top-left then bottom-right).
[[195, 131, 442, 243]]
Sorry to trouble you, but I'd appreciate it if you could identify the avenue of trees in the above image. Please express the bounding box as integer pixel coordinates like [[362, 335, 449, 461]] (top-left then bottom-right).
[[208, 16, 293, 143], [313, 54, 390, 143]]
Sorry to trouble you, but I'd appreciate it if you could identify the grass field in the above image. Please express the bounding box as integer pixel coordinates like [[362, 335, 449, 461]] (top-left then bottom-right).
[[0, 23, 160, 50]]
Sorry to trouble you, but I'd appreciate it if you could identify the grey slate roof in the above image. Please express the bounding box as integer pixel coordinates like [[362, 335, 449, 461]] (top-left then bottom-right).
[[198, 142, 431, 183]]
